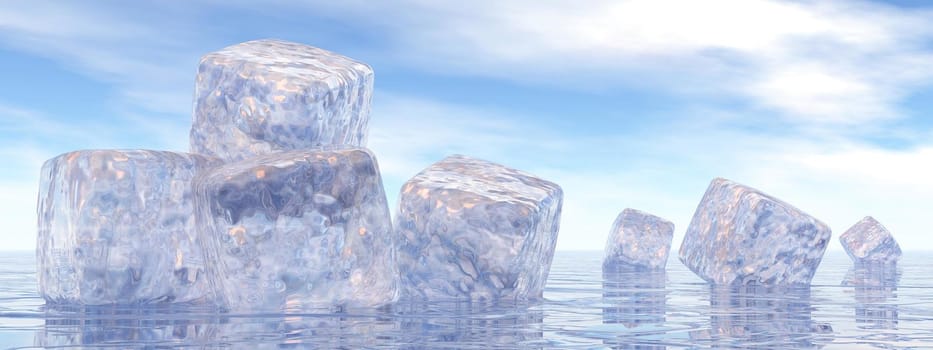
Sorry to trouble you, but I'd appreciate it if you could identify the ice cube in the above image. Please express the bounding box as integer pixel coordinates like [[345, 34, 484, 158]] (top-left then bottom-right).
[[603, 208, 674, 270], [395, 155, 563, 301], [190, 39, 374, 162], [678, 178, 831, 285], [193, 148, 396, 311], [839, 216, 902, 264], [37, 150, 221, 305]]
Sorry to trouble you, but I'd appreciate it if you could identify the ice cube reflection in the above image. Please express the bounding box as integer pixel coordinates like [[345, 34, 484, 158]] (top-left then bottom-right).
[[602, 264, 667, 349], [692, 285, 834, 349], [843, 262, 900, 330]]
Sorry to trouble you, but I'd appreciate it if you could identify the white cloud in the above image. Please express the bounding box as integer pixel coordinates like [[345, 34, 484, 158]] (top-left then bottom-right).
[[298, 0, 933, 124], [2, 0, 933, 253], [368, 95, 933, 251]]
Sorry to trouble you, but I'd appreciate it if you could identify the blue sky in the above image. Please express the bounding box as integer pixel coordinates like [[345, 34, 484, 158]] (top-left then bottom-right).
[[2, 0, 933, 252]]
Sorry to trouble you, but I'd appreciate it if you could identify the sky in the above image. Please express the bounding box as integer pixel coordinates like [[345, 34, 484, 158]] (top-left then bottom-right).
[[1, 0, 933, 252]]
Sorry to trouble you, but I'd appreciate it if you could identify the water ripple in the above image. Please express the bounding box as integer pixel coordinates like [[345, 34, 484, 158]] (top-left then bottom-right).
[[1, 251, 932, 349]]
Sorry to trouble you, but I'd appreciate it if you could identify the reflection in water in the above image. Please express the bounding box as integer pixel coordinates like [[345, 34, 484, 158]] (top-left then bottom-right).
[[205, 312, 398, 348], [34, 301, 543, 349], [35, 305, 217, 348], [692, 285, 833, 349], [602, 264, 667, 349], [843, 262, 900, 330], [11, 252, 933, 349], [34, 304, 400, 348], [396, 300, 544, 349]]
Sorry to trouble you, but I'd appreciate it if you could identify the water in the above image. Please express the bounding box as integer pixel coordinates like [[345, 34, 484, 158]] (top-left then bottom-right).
[[1, 250, 931, 349]]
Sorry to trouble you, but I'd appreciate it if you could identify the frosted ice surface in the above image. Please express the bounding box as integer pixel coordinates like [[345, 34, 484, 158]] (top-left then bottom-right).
[[603, 208, 674, 270], [194, 148, 396, 311], [190, 39, 374, 162], [678, 178, 831, 285], [839, 216, 902, 264], [395, 155, 563, 301], [36, 150, 221, 305]]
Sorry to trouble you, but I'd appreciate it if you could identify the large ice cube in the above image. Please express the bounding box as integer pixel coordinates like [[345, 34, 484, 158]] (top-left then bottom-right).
[[193, 148, 396, 311], [839, 216, 902, 264], [603, 208, 674, 270], [395, 155, 563, 301], [190, 39, 374, 162], [37, 150, 221, 305], [678, 178, 831, 285]]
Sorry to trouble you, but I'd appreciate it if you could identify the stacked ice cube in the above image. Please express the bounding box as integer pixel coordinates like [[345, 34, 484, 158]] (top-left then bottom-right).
[[36, 39, 394, 309], [37, 151, 221, 304], [37, 39, 563, 309]]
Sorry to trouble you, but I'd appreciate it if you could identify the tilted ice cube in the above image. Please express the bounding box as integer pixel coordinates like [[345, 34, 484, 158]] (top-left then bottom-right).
[[603, 208, 674, 270], [395, 155, 563, 301], [194, 148, 396, 311], [37, 150, 221, 305], [839, 216, 902, 264], [678, 178, 831, 285], [190, 39, 374, 162]]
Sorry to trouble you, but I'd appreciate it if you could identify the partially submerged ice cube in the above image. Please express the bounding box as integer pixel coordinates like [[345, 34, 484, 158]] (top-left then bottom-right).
[[603, 208, 674, 270], [678, 178, 831, 285], [839, 216, 902, 264], [190, 39, 374, 162], [37, 150, 221, 305], [395, 155, 563, 301], [194, 148, 396, 311]]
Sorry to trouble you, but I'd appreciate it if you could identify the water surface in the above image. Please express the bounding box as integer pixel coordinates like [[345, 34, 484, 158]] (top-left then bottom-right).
[[0, 251, 931, 349]]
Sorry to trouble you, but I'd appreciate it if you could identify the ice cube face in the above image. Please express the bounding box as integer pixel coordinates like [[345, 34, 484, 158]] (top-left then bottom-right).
[[190, 39, 374, 162], [839, 216, 902, 264], [36, 150, 221, 305], [194, 148, 396, 311], [678, 178, 831, 285], [395, 155, 563, 301], [603, 208, 674, 270]]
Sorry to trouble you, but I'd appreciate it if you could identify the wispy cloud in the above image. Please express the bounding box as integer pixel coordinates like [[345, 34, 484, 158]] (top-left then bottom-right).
[[0, 1, 207, 118], [368, 94, 933, 250], [295, 0, 933, 125], [2, 0, 933, 252]]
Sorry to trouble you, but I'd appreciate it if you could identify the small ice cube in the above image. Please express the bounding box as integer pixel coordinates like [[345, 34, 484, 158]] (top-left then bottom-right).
[[839, 216, 902, 264], [603, 208, 674, 270]]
